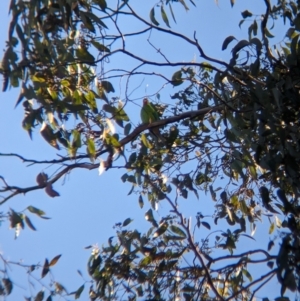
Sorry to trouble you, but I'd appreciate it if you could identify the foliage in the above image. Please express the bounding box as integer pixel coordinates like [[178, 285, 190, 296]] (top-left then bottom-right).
[[1, 0, 300, 300]]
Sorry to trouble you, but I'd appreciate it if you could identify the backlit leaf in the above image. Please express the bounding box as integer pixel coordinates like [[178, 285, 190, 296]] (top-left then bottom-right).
[[161, 5, 170, 27], [49, 254, 62, 267]]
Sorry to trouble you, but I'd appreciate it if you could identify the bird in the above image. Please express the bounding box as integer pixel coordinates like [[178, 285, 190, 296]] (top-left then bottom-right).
[[140, 98, 165, 142]]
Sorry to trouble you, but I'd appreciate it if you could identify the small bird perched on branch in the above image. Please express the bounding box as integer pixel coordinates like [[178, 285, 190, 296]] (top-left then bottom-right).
[[140, 98, 165, 142]]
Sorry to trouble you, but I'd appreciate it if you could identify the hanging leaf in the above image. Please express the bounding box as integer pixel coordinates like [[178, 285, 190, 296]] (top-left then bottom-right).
[[24, 215, 37, 231], [161, 5, 170, 28], [222, 36, 236, 51], [87, 138, 96, 159], [231, 40, 250, 56], [150, 7, 159, 26], [179, 0, 189, 10], [169, 3, 176, 23]]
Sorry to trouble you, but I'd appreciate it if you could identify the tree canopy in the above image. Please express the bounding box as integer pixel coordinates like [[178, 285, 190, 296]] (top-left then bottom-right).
[[1, 0, 300, 300]]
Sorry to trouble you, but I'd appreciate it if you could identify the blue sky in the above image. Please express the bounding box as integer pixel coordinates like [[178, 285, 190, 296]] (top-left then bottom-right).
[[0, 0, 292, 300]]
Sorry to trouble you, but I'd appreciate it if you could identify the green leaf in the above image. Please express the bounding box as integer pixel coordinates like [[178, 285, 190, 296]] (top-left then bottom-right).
[[87, 138, 96, 159], [91, 40, 110, 52], [101, 81, 115, 93], [179, 0, 189, 10], [96, 0, 107, 10], [75, 48, 95, 63], [269, 222, 275, 234], [264, 28, 275, 38], [108, 134, 121, 147], [79, 11, 95, 33], [161, 5, 170, 28], [27, 206, 46, 217], [150, 7, 159, 26], [170, 225, 186, 237], [141, 133, 153, 149], [171, 70, 183, 86], [242, 269, 253, 281], [84, 11, 108, 29], [72, 129, 82, 148]]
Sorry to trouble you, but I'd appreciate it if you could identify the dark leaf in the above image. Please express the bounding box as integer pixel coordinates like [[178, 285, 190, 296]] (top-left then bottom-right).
[[41, 259, 49, 278], [201, 221, 211, 230], [24, 215, 37, 231], [150, 7, 159, 26], [75, 284, 84, 299], [241, 10, 252, 18], [96, 0, 107, 10], [122, 218, 133, 227], [222, 36, 236, 50], [91, 41, 110, 52]]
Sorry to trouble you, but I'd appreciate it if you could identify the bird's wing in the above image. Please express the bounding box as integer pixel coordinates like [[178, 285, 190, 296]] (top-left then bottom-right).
[[140, 105, 150, 124], [145, 103, 159, 123]]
